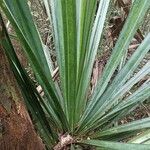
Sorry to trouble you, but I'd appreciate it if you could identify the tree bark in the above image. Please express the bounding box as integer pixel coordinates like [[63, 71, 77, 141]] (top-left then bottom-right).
[[0, 46, 45, 150]]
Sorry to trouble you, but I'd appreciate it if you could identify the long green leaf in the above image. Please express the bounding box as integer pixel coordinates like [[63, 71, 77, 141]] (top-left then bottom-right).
[[76, 0, 110, 124], [75, 0, 98, 123], [129, 130, 150, 144], [93, 117, 150, 138], [50, 0, 77, 130], [82, 140, 150, 150]]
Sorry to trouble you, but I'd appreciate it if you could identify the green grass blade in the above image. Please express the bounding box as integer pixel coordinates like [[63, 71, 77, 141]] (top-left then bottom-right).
[[81, 140, 150, 150]]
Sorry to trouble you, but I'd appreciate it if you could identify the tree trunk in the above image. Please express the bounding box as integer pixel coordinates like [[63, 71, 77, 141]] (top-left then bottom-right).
[[0, 46, 45, 150]]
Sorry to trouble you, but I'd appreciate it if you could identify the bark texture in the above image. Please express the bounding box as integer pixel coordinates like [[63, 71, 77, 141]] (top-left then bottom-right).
[[0, 46, 45, 150]]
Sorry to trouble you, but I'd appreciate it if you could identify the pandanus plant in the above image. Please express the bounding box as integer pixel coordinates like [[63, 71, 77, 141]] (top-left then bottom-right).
[[0, 0, 150, 149]]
